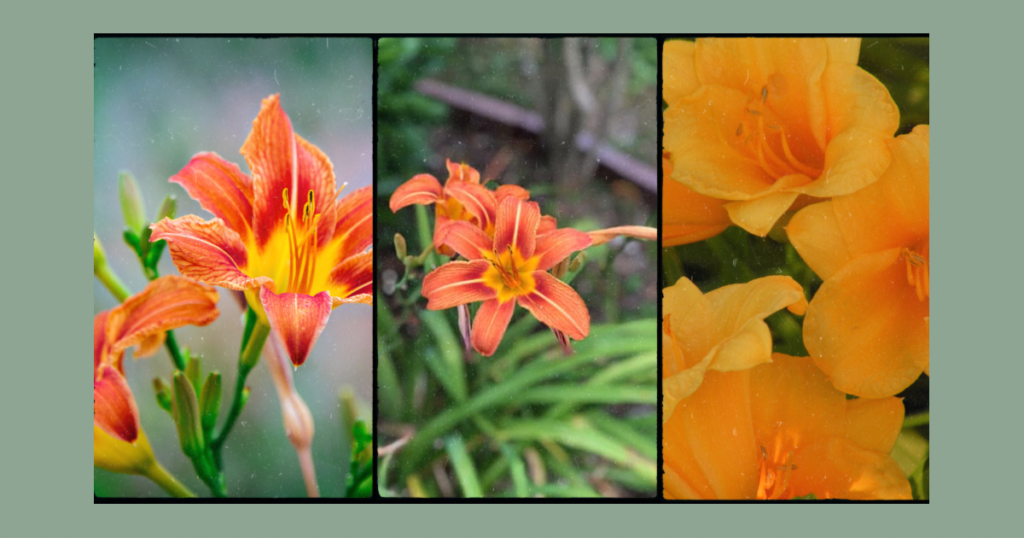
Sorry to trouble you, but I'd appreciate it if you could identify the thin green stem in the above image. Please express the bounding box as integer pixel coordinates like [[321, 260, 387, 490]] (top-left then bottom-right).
[[903, 412, 930, 429], [95, 264, 131, 303], [143, 462, 196, 498], [211, 320, 270, 461], [164, 330, 186, 371]]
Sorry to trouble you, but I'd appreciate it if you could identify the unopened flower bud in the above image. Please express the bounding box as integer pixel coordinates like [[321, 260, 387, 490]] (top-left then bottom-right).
[[153, 377, 172, 413], [198, 372, 222, 436], [119, 171, 147, 234], [156, 194, 177, 222], [394, 233, 408, 260], [172, 372, 204, 459]]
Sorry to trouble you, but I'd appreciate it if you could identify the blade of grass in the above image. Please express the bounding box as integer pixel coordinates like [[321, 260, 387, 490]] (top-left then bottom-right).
[[420, 310, 467, 401], [517, 385, 655, 405], [445, 435, 483, 498]]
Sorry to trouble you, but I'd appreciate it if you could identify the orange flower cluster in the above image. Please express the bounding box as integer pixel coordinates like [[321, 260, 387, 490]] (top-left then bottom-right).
[[662, 38, 927, 500], [391, 160, 657, 356]]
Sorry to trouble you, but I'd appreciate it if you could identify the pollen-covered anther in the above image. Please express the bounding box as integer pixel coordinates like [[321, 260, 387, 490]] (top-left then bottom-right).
[[282, 188, 322, 295], [902, 245, 930, 301]]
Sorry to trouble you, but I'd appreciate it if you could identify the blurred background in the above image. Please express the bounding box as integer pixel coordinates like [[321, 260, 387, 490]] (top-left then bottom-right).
[[377, 38, 659, 498], [94, 37, 373, 497], [664, 37, 930, 499]]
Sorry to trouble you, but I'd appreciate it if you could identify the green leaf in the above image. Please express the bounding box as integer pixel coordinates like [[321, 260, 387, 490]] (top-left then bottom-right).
[[445, 435, 483, 498]]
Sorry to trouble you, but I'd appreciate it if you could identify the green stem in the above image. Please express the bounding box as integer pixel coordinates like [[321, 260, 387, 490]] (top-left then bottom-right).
[[903, 412, 930, 429], [95, 263, 131, 303], [143, 462, 196, 498], [164, 330, 186, 371], [211, 320, 271, 461]]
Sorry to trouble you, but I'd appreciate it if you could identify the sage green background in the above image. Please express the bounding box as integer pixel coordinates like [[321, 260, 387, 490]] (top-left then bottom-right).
[[5, 0, 1015, 535]]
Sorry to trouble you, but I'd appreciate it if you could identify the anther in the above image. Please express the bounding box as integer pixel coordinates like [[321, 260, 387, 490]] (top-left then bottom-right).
[[761, 85, 768, 103]]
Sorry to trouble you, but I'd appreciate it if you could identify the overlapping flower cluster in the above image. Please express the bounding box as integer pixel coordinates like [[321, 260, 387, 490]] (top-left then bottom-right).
[[662, 38, 928, 500], [390, 160, 656, 357]]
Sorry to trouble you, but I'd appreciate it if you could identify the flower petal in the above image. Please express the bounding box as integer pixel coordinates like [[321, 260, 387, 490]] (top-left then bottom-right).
[[471, 298, 517, 357], [94, 364, 140, 443], [151, 216, 271, 292], [749, 355, 846, 453], [495, 184, 530, 201], [259, 287, 332, 367], [787, 200, 853, 281], [845, 397, 904, 455], [445, 181, 497, 233], [804, 248, 929, 398], [534, 229, 593, 270], [104, 275, 221, 369], [241, 94, 337, 248], [94, 311, 110, 372], [332, 293, 373, 307], [422, 260, 497, 310], [389, 173, 442, 212], [94, 425, 156, 475], [494, 197, 541, 259], [788, 438, 912, 500], [518, 271, 590, 340], [330, 185, 374, 263], [169, 152, 255, 243], [723, 190, 802, 237], [586, 226, 656, 247], [537, 215, 558, 235], [662, 161, 730, 246], [663, 39, 700, 104], [328, 251, 373, 300], [295, 133, 340, 247], [437, 221, 492, 261], [445, 159, 480, 185]]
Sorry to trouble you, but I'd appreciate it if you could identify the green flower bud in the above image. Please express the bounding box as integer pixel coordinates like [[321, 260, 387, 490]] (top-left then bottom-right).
[[198, 372, 222, 436], [172, 372, 204, 459], [118, 171, 147, 234], [394, 233, 408, 260], [93, 233, 106, 274], [153, 377, 173, 413], [156, 194, 177, 222], [184, 353, 202, 389]]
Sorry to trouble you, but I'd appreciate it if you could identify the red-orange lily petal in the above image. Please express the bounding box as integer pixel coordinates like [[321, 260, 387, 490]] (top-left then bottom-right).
[[664, 38, 899, 236], [664, 354, 910, 500], [586, 226, 658, 247], [423, 196, 592, 356], [471, 298, 517, 357], [445, 158, 481, 185], [662, 276, 807, 424], [156, 94, 373, 368], [495, 184, 530, 201], [517, 271, 590, 341], [422, 260, 497, 310], [94, 364, 140, 443], [445, 181, 497, 234], [389, 173, 442, 212], [788, 125, 929, 397], [260, 288, 332, 367]]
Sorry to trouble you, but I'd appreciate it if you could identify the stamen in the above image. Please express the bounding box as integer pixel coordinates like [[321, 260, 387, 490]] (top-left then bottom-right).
[[902, 247, 930, 301], [775, 124, 822, 177], [761, 85, 768, 104], [736, 123, 744, 136]]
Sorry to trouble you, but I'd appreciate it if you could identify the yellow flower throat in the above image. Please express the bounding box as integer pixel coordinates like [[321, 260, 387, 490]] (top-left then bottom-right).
[[733, 85, 823, 181], [483, 245, 538, 302]]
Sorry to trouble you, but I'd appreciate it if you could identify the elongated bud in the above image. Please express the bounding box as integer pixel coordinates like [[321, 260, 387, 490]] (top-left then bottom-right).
[[93, 233, 107, 274], [394, 233, 407, 260], [153, 377, 173, 413], [457, 303, 472, 360], [340, 389, 359, 436], [184, 354, 202, 389], [119, 171, 147, 234], [156, 194, 177, 221], [198, 372, 222, 436], [172, 372, 204, 459], [568, 251, 587, 273]]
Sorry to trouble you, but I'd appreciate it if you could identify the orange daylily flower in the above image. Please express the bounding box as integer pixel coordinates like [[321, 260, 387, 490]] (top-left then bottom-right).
[[787, 125, 929, 398], [390, 160, 527, 256], [661, 275, 807, 424], [150, 94, 373, 367], [94, 276, 219, 468], [422, 196, 592, 356], [663, 38, 899, 236], [664, 354, 911, 500], [662, 151, 730, 246]]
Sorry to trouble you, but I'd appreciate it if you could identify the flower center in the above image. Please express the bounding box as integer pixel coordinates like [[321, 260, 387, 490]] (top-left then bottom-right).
[[733, 85, 822, 182], [902, 242, 930, 302], [756, 446, 797, 500], [483, 245, 538, 302], [282, 188, 322, 295]]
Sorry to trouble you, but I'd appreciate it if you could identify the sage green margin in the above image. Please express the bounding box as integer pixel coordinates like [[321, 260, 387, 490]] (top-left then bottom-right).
[[5, 0, 1018, 536]]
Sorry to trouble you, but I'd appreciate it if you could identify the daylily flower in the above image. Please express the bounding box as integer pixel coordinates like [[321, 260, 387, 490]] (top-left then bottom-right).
[[664, 354, 911, 500], [422, 196, 592, 356], [662, 151, 730, 246], [150, 94, 373, 367], [661, 275, 807, 424], [663, 38, 899, 236], [390, 160, 521, 256], [787, 125, 929, 398], [94, 276, 219, 471]]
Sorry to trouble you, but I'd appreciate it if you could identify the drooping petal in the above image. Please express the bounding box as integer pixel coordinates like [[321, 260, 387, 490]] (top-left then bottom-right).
[[518, 271, 589, 340], [94, 425, 157, 475], [534, 228, 593, 271], [259, 287, 332, 367], [169, 152, 255, 243], [723, 189, 802, 237], [844, 397, 904, 455], [786, 200, 853, 281], [470, 298, 517, 357], [663, 39, 700, 104], [104, 275, 221, 369], [241, 94, 337, 248], [94, 364, 140, 443], [446, 181, 497, 233], [494, 197, 541, 259], [328, 251, 373, 300], [587, 226, 657, 247], [422, 260, 497, 310], [389, 173, 442, 212], [151, 216, 271, 292], [788, 438, 912, 500], [804, 248, 929, 398], [330, 185, 373, 263], [437, 221, 492, 261]]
